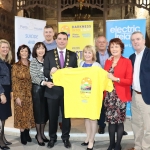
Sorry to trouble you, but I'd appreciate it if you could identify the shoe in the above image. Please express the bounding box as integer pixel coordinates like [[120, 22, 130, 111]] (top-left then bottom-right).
[[35, 135, 45, 146], [47, 140, 57, 148], [3, 141, 12, 146], [24, 129, 32, 142], [123, 131, 128, 136], [42, 137, 49, 142], [87, 147, 93, 150], [128, 148, 135, 150], [59, 122, 62, 130], [0, 145, 10, 149], [20, 131, 27, 145], [81, 142, 89, 146], [63, 139, 71, 148], [98, 126, 105, 134]]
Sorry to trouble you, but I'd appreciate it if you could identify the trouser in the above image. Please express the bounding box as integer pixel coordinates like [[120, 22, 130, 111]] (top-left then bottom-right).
[[131, 90, 150, 150], [97, 101, 106, 128], [47, 96, 71, 140]]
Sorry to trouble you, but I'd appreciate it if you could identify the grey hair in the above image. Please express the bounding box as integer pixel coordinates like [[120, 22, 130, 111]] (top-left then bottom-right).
[[131, 31, 145, 40]]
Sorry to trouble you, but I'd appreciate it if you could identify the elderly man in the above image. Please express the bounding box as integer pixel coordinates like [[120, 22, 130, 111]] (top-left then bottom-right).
[[129, 31, 150, 150]]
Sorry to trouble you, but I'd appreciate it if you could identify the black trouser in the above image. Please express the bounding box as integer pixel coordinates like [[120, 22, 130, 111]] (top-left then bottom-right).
[[97, 101, 106, 128], [47, 96, 71, 140]]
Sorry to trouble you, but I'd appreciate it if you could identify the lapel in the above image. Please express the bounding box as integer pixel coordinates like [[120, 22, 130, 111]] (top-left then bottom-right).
[[140, 47, 148, 70], [96, 51, 100, 63]]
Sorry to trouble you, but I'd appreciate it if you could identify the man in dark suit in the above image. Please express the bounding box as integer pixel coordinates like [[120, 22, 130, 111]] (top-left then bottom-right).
[[96, 35, 128, 136], [128, 31, 150, 150], [96, 35, 109, 134], [44, 32, 78, 148]]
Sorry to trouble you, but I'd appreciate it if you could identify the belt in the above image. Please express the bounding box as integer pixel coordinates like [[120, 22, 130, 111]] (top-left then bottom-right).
[[134, 90, 141, 94]]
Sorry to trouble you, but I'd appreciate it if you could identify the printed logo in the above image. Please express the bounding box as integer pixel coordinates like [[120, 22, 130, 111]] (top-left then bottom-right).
[[60, 25, 70, 37], [80, 77, 92, 102]]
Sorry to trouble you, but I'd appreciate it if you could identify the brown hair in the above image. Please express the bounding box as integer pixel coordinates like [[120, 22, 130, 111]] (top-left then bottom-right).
[[108, 38, 124, 54]]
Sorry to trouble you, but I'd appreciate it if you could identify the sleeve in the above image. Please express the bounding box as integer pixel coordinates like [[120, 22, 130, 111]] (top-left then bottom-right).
[[11, 64, 21, 100], [52, 69, 63, 86], [103, 70, 114, 92], [30, 59, 44, 85], [0, 64, 5, 94], [119, 59, 133, 86], [93, 62, 102, 68], [44, 53, 51, 80]]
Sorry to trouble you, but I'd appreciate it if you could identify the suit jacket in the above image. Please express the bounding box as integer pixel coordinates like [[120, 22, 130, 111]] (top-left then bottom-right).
[[0, 59, 11, 94], [104, 56, 133, 102], [129, 47, 150, 105], [96, 51, 111, 65], [44, 49, 78, 99]]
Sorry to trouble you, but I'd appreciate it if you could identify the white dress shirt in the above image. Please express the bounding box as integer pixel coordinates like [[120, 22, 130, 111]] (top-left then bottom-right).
[[57, 47, 66, 60], [132, 48, 145, 92]]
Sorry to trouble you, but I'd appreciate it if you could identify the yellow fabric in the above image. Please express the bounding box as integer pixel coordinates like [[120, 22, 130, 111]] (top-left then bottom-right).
[[53, 66, 113, 119]]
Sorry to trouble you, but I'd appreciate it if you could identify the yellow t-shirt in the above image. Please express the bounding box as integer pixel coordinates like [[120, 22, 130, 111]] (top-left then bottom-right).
[[53, 66, 113, 120]]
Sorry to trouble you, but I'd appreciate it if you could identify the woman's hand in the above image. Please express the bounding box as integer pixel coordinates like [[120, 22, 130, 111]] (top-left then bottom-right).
[[50, 67, 58, 75], [16, 97, 22, 107], [46, 82, 54, 88], [107, 73, 116, 81], [0, 94, 7, 104]]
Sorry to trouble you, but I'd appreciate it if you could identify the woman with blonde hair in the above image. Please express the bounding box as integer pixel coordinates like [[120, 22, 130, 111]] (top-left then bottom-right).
[[80, 45, 101, 150], [0, 39, 12, 149]]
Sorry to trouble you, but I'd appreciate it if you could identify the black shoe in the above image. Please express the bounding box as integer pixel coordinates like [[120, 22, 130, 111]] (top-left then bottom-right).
[[42, 137, 49, 143], [0, 145, 10, 150], [20, 131, 27, 145], [98, 126, 105, 134], [63, 139, 71, 148], [47, 140, 57, 148], [123, 131, 128, 136], [24, 129, 32, 142], [87, 147, 93, 150], [35, 135, 45, 146], [3, 141, 12, 146], [81, 142, 89, 146]]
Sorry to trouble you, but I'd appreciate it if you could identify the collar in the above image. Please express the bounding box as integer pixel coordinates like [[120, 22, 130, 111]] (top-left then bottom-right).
[[98, 50, 108, 56], [57, 47, 66, 53], [135, 46, 145, 56]]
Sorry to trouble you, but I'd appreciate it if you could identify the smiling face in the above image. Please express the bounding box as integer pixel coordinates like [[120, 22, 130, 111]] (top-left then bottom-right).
[[44, 27, 54, 42], [56, 34, 68, 50], [83, 50, 93, 62], [36, 44, 45, 58], [110, 42, 122, 57], [131, 33, 145, 53], [0, 43, 10, 59], [96, 36, 108, 53], [20, 48, 29, 60]]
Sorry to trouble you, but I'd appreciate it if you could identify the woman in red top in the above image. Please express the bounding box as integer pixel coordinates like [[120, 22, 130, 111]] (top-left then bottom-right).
[[104, 38, 132, 150]]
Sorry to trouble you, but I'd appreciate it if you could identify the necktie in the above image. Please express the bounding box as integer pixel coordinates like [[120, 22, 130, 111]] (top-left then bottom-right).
[[59, 51, 64, 68]]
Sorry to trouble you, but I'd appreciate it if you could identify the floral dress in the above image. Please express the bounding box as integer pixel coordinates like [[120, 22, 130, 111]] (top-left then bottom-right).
[[104, 67, 126, 124]]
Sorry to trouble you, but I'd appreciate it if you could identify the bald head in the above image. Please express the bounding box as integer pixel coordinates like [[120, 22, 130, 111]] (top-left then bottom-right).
[[96, 36, 108, 54]]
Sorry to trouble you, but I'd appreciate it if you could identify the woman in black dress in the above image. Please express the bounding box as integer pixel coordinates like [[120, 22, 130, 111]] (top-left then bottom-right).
[[0, 39, 12, 150]]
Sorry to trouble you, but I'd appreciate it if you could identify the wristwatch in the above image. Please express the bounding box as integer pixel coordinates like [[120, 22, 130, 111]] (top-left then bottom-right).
[[116, 78, 120, 82]]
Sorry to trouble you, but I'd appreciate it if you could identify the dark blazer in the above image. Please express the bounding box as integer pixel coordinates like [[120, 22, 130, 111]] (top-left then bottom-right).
[[44, 49, 78, 99], [104, 56, 133, 102], [96, 51, 111, 64], [0, 59, 11, 94], [129, 47, 150, 105]]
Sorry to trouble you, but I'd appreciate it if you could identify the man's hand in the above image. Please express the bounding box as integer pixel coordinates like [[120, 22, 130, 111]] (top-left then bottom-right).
[[46, 82, 54, 88], [0, 94, 7, 104], [16, 97, 22, 107], [50, 67, 58, 75]]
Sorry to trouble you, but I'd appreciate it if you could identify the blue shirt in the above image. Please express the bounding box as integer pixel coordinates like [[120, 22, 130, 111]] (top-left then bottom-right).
[[99, 50, 109, 68], [82, 63, 92, 67], [43, 40, 57, 51]]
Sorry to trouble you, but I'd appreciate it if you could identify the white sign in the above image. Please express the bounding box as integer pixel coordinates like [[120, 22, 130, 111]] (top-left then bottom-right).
[[15, 16, 46, 61]]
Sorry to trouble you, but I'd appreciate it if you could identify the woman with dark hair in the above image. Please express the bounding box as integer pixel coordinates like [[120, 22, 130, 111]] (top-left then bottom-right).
[[30, 42, 53, 146], [12, 44, 35, 145], [0, 39, 12, 150], [104, 38, 133, 150]]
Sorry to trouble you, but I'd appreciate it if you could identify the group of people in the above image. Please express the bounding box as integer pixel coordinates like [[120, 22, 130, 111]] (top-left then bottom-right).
[[0, 24, 150, 150]]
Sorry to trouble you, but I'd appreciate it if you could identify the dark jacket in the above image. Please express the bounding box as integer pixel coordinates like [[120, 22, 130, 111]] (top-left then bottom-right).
[[0, 59, 11, 94], [129, 47, 150, 105]]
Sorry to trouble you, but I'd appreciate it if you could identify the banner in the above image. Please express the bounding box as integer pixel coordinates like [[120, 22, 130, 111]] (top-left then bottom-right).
[[106, 18, 146, 118], [58, 21, 93, 61], [106, 19, 146, 58], [15, 16, 46, 61]]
